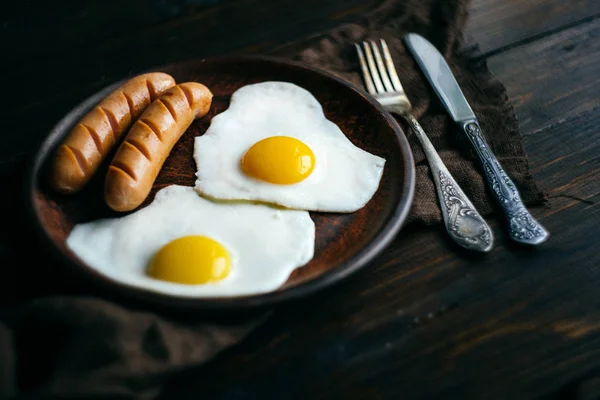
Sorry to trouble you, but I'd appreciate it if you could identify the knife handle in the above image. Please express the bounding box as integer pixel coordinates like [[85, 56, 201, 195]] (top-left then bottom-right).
[[460, 120, 549, 245]]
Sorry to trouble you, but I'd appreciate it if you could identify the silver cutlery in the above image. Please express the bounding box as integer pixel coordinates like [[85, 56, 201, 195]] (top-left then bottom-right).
[[355, 39, 493, 252], [404, 33, 549, 245]]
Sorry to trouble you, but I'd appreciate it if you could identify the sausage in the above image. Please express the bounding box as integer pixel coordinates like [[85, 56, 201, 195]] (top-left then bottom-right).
[[50, 72, 176, 194], [104, 82, 213, 212]]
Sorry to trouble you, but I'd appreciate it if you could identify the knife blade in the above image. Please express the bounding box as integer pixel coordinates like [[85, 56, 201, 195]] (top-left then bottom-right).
[[404, 33, 549, 245]]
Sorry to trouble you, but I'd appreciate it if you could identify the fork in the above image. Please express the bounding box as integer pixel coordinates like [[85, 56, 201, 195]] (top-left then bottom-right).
[[355, 39, 493, 252]]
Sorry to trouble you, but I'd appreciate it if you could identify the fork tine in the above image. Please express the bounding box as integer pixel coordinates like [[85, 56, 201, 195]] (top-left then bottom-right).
[[362, 41, 385, 93], [354, 44, 376, 95], [380, 39, 405, 92], [370, 41, 394, 92]]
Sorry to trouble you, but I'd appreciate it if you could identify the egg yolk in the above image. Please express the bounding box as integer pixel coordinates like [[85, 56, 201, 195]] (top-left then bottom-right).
[[240, 136, 315, 184], [147, 236, 231, 284]]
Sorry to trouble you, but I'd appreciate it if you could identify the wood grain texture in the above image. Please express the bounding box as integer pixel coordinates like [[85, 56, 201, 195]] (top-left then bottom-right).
[[465, 0, 600, 55], [488, 18, 600, 134]]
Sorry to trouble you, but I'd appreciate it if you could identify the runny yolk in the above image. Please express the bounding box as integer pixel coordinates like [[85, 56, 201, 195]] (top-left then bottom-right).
[[240, 136, 315, 184], [147, 236, 231, 284]]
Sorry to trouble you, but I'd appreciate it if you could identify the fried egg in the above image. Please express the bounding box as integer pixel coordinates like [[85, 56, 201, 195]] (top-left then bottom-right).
[[193, 81, 386, 212], [66, 185, 315, 297]]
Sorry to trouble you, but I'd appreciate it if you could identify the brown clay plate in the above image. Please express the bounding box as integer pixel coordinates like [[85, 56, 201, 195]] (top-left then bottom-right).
[[26, 56, 415, 310]]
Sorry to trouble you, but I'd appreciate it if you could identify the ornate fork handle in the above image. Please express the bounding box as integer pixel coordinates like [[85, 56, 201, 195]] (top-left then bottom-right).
[[401, 112, 493, 252], [461, 120, 549, 245]]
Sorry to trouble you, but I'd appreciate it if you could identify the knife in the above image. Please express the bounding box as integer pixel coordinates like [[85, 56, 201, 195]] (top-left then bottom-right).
[[403, 33, 549, 245]]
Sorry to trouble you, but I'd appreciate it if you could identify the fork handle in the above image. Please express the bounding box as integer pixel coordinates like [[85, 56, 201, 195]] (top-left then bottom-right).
[[459, 120, 549, 245], [401, 112, 493, 252]]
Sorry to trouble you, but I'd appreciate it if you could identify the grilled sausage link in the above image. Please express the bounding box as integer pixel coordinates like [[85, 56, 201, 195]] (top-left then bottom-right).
[[50, 72, 176, 194], [104, 82, 213, 212]]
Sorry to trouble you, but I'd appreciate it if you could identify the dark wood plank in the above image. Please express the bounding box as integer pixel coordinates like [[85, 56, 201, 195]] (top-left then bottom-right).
[[4, 0, 598, 68], [465, 0, 600, 55], [488, 17, 600, 134], [525, 108, 600, 203]]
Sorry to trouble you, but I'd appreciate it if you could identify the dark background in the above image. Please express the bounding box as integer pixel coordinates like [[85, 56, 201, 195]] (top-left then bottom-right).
[[2, 0, 224, 63], [0, 0, 380, 160]]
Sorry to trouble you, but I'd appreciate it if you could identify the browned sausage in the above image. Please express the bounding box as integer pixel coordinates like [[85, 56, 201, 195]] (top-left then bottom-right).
[[50, 72, 176, 194], [104, 82, 213, 212]]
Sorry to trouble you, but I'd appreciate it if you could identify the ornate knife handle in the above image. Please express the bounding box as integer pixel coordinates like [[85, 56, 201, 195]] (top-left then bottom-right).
[[403, 112, 493, 252], [461, 120, 549, 245]]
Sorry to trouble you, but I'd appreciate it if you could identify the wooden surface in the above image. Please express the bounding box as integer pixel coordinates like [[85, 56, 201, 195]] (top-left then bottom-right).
[[2, 0, 600, 398]]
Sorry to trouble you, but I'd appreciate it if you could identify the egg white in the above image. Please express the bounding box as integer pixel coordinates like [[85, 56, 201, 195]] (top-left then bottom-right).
[[193, 81, 386, 212], [66, 185, 315, 297]]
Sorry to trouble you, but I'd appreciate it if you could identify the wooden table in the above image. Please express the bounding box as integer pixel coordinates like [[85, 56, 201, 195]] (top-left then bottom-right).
[[2, 0, 599, 398]]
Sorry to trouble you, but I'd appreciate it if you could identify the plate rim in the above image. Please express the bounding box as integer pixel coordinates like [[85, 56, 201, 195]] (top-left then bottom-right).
[[25, 55, 415, 310]]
